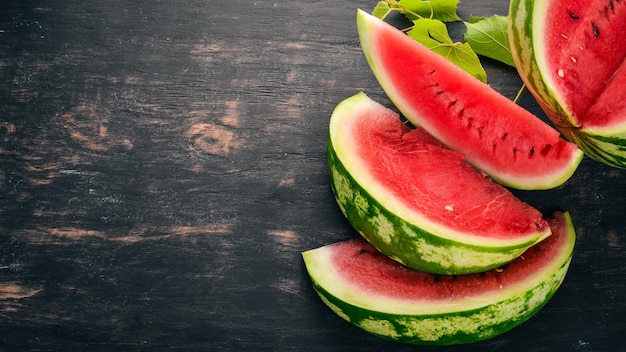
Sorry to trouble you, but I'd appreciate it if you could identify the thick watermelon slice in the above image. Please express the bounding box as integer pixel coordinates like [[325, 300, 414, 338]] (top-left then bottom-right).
[[328, 92, 551, 275], [509, 0, 626, 168], [302, 211, 575, 345], [356, 9, 583, 190]]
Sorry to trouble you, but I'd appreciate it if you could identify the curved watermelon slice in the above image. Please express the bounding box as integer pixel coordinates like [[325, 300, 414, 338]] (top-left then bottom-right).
[[509, 0, 626, 168], [329, 92, 551, 275], [302, 211, 576, 345], [356, 9, 583, 190]]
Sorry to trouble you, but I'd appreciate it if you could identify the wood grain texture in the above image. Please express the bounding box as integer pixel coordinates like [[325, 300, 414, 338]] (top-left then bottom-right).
[[1, 0, 626, 351]]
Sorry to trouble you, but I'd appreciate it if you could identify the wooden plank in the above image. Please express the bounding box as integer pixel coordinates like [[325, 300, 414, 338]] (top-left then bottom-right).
[[1, 0, 625, 350]]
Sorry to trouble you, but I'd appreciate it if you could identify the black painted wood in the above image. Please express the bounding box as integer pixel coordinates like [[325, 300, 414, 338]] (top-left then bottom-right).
[[1, 1, 625, 351]]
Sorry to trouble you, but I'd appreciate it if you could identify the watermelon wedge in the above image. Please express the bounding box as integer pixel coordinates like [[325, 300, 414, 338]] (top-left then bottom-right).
[[302, 211, 576, 345], [328, 92, 551, 275], [509, 0, 626, 168], [356, 9, 583, 190]]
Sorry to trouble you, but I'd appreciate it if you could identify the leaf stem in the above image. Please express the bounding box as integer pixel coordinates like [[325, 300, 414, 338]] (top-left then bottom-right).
[[513, 84, 526, 104], [390, 0, 424, 21]]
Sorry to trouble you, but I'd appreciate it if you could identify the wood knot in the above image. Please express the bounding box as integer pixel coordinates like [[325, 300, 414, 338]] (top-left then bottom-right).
[[186, 123, 237, 156]]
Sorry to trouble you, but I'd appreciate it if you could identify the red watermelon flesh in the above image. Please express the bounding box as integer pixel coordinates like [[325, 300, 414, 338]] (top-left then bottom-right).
[[328, 212, 571, 303], [357, 10, 583, 190], [544, 0, 626, 129], [347, 99, 547, 241]]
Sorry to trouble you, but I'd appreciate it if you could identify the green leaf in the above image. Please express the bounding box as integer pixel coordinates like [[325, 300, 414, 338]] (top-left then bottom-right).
[[408, 18, 452, 45], [464, 15, 515, 67], [408, 19, 487, 82], [372, 1, 393, 20], [399, 0, 462, 22]]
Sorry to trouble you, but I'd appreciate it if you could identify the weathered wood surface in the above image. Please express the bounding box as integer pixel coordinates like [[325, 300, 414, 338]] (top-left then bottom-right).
[[1, 0, 625, 351]]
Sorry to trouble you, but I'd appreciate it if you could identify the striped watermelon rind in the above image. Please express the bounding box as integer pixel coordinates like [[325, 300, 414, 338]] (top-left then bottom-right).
[[328, 92, 550, 275], [329, 145, 534, 275], [508, 0, 626, 168], [568, 129, 626, 167], [302, 212, 575, 345], [508, 0, 572, 127]]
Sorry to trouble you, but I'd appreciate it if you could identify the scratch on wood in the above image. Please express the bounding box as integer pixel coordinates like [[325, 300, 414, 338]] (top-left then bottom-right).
[[607, 231, 620, 248], [48, 227, 107, 239], [282, 42, 308, 50], [271, 278, 300, 295], [278, 178, 295, 187], [221, 101, 240, 127], [122, 75, 142, 85], [14, 223, 234, 244], [118, 224, 234, 243], [267, 230, 301, 250], [268, 230, 298, 240], [26, 177, 53, 186], [0, 282, 43, 301], [286, 69, 297, 84], [24, 163, 61, 173], [189, 43, 237, 64], [276, 95, 306, 119], [136, 223, 231, 238], [168, 224, 232, 236], [189, 102, 240, 128], [2, 122, 16, 135], [15, 192, 31, 202], [58, 104, 134, 152], [276, 170, 297, 187], [0, 282, 43, 316]]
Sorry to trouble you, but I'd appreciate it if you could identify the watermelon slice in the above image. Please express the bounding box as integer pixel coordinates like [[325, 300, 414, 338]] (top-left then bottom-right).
[[356, 9, 583, 190], [509, 0, 626, 168], [302, 211, 576, 345], [328, 92, 551, 275]]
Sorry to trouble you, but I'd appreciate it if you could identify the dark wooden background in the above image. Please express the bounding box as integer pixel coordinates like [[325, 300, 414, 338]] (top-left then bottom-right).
[[1, 1, 625, 351]]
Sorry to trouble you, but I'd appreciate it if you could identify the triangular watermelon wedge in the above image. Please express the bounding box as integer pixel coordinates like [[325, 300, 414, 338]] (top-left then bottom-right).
[[356, 9, 583, 190], [302, 211, 576, 345], [328, 92, 552, 275]]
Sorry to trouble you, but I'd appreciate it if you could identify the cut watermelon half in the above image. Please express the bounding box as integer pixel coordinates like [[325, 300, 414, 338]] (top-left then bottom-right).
[[356, 9, 583, 190], [509, 0, 626, 168], [328, 92, 551, 275], [302, 211, 576, 345]]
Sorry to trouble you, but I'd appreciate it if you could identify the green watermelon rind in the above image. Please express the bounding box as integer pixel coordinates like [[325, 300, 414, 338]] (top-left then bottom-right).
[[509, 0, 626, 169], [569, 130, 626, 167], [308, 259, 569, 345], [508, 0, 572, 127], [328, 93, 549, 275], [302, 212, 576, 345], [329, 145, 537, 275]]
